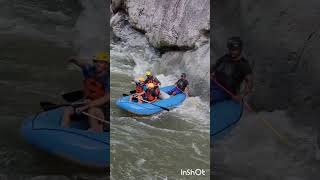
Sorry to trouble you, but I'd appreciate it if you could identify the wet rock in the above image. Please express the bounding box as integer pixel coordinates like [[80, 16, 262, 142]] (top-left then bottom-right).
[[122, 0, 210, 49], [111, 0, 210, 98], [111, 0, 124, 13]]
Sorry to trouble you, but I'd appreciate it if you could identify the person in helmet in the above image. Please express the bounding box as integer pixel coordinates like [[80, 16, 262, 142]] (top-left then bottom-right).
[[144, 70, 161, 97], [144, 71, 161, 86], [168, 73, 189, 96], [211, 37, 253, 104], [129, 77, 146, 102], [62, 52, 109, 132], [137, 83, 159, 103]]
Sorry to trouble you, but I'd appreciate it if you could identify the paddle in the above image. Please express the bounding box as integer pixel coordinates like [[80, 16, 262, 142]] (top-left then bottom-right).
[[61, 90, 84, 102], [40, 101, 73, 111], [39, 101, 109, 124], [122, 94, 170, 111], [213, 79, 290, 145], [176, 86, 188, 96]]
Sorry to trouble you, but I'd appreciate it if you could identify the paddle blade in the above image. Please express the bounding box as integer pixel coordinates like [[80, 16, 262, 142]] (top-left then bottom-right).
[[40, 101, 63, 111], [161, 107, 170, 111], [62, 90, 84, 102]]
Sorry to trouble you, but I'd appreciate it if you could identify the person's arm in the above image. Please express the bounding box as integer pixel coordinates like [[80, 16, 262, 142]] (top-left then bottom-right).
[[76, 95, 108, 112], [156, 77, 161, 85], [211, 56, 224, 79], [68, 57, 87, 69], [150, 97, 158, 103], [243, 74, 253, 96], [89, 95, 109, 107], [175, 80, 178, 86], [137, 91, 145, 96], [131, 79, 139, 86], [184, 87, 189, 96]]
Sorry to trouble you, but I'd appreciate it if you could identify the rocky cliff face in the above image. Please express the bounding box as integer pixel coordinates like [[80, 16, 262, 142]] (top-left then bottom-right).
[[213, 0, 320, 114], [111, 0, 210, 98]]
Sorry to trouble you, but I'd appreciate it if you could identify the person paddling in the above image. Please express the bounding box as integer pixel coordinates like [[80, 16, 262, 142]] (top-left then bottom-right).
[[168, 73, 189, 96], [129, 77, 146, 102], [134, 83, 159, 104], [61, 52, 109, 132], [144, 71, 161, 86], [143, 83, 159, 103], [145, 71, 161, 95], [211, 37, 253, 104]]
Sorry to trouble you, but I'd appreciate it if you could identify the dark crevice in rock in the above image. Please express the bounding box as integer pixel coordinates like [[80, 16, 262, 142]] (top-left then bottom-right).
[[111, 0, 126, 14], [130, 25, 147, 35], [200, 29, 210, 38], [291, 29, 320, 73], [158, 45, 194, 55]]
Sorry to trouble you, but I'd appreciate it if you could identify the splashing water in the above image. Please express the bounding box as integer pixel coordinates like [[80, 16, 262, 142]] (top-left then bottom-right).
[[110, 33, 210, 179]]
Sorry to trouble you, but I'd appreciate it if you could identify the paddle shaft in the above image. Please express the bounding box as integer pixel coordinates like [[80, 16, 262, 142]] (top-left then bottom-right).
[[71, 103, 109, 124], [62, 90, 84, 102], [81, 111, 109, 124], [213, 78, 291, 145], [127, 94, 170, 111], [40, 101, 109, 124]]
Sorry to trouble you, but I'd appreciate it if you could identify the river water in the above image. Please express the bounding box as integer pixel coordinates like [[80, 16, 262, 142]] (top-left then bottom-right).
[[110, 39, 210, 179], [0, 0, 108, 179], [212, 110, 320, 180]]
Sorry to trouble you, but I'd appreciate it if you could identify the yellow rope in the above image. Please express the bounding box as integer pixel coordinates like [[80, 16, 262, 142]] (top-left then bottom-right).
[[213, 79, 291, 146], [261, 119, 291, 146]]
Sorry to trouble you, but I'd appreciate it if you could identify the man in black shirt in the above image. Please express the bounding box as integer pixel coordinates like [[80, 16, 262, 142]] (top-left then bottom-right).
[[168, 73, 189, 96], [211, 37, 253, 104]]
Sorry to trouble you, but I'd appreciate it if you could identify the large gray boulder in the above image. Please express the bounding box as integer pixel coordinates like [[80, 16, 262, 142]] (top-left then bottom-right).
[[240, 0, 320, 111], [111, 0, 210, 98], [123, 0, 210, 49]]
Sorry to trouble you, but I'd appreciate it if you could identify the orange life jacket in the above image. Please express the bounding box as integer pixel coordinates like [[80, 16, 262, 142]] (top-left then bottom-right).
[[135, 83, 144, 93], [145, 89, 157, 101], [83, 78, 105, 100], [145, 77, 159, 86]]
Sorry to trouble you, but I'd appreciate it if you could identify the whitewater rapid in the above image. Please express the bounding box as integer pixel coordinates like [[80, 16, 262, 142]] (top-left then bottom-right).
[[212, 110, 320, 180], [110, 39, 210, 179]]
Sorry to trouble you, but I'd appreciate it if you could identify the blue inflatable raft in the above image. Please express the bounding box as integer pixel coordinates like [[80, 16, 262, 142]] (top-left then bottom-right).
[[211, 100, 243, 142], [21, 108, 109, 168], [116, 85, 186, 115], [210, 81, 244, 142]]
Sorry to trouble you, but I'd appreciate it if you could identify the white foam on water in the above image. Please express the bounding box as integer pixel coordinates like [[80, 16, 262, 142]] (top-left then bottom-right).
[[192, 142, 202, 156], [173, 96, 210, 130], [110, 44, 134, 75], [136, 158, 146, 167], [135, 120, 188, 134], [0, 1, 73, 47], [155, 74, 177, 86], [213, 110, 320, 179], [74, 0, 107, 56]]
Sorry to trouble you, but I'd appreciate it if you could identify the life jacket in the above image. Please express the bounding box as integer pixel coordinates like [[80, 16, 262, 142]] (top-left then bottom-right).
[[145, 89, 157, 101], [83, 78, 105, 100], [145, 77, 159, 86], [135, 83, 144, 93]]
